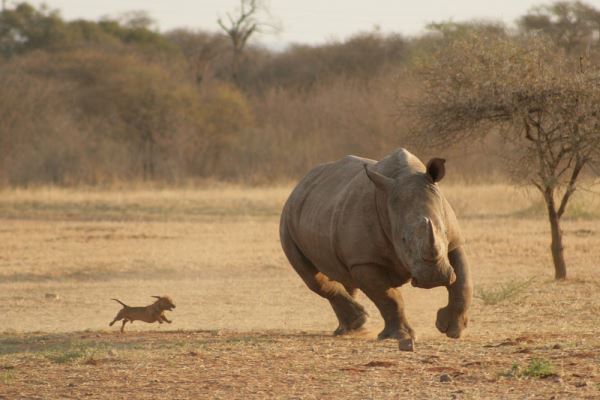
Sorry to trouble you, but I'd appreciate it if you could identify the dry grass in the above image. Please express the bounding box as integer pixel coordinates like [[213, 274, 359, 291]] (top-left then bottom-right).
[[0, 184, 599, 399], [1, 330, 599, 399], [0, 184, 291, 221]]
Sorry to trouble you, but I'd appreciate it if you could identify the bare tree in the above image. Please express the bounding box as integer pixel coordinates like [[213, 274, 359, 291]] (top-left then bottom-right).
[[166, 29, 229, 87], [217, 0, 279, 84], [404, 33, 600, 280]]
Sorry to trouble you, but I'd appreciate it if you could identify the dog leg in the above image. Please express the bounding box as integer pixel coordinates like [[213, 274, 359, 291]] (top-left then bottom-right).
[[161, 315, 172, 323], [110, 310, 124, 327], [120, 319, 127, 333]]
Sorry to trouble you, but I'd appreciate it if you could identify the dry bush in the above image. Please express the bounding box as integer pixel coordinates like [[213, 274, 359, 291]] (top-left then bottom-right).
[[518, 1, 600, 55], [0, 61, 87, 185], [0, 48, 255, 185], [5, 2, 600, 186], [246, 73, 402, 180], [241, 31, 407, 91]]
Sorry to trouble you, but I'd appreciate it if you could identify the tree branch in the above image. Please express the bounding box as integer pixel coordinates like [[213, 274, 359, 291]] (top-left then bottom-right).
[[555, 152, 574, 179], [524, 119, 535, 141], [557, 158, 586, 218]]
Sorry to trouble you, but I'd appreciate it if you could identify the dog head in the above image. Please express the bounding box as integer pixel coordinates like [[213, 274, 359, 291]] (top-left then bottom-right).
[[152, 295, 176, 311]]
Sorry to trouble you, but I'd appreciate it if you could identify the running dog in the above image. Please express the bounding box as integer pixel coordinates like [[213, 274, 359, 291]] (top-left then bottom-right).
[[109, 296, 176, 333]]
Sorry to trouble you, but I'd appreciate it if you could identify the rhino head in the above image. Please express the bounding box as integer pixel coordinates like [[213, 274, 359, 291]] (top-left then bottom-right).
[[364, 158, 456, 289]]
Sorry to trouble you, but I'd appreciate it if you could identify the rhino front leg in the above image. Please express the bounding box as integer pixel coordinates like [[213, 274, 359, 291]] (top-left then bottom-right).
[[436, 247, 472, 339], [351, 264, 416, 345]]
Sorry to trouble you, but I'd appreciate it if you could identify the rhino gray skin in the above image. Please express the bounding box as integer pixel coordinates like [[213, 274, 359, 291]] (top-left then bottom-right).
[[280, 148, 472, 347]]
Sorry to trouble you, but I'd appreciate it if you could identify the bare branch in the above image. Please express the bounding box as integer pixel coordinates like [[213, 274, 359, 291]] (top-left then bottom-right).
[[554, 152, 574, 179], [557, 158, 586, 218], [217, 0, 279, 84], [532, 180, 544, 193], [523, 119, 535, 142]]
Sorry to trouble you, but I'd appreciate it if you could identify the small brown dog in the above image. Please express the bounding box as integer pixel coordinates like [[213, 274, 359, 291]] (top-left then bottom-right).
[[109, 296, 176, 333]]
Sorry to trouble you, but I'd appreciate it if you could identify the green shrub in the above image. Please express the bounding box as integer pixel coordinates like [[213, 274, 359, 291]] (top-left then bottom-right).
[[475, 278, 534, 305]]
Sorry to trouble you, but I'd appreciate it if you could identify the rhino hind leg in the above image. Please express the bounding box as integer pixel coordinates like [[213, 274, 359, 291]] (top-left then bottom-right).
[[332, 286, 369, 335], [281, 235, 368, 335], [350, 264, 416, 343]]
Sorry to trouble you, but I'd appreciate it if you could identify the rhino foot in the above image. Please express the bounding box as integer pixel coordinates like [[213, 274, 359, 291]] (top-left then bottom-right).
[[398, 338, 415, 352], [377, 327, 415, 342], [436, 306, 468, 339], [333, 312, 368, 336]]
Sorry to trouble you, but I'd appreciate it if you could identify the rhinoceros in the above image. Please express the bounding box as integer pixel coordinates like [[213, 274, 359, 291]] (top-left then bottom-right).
[[279, 148, 472, 350]]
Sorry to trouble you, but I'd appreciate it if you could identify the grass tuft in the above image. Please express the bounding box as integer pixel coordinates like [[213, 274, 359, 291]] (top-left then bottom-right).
[[475, 278, 534, 305], [503, 358, 556, 379], [44, 346, 102, 364], [44, 349, 87, 364], [522, 358, 555, 378], [1, 370, 15, 384]]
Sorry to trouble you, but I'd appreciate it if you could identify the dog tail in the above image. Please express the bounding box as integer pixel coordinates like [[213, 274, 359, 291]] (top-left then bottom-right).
[[111, 298, 129, 308]]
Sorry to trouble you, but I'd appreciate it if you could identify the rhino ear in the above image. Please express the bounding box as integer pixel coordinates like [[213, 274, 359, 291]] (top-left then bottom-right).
[[426, 158, 446, 183], [364, 164, 393, 191]]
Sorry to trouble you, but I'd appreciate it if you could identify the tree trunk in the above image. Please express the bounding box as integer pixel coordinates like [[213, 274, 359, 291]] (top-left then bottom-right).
[[142, 133, 155, 181], [544, 194, 567, 280], [231, 47, 242, 86]]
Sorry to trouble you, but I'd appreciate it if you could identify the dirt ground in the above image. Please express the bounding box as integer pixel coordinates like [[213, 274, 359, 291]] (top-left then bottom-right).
[[0, 185, 599, 399]]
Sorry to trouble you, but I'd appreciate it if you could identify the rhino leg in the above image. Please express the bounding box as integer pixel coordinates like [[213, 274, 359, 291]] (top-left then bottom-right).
[[436, 247, 472, 339], [350, 264, 415, 342], [331, 285, 369, 335], [281, 236, 368, 335]]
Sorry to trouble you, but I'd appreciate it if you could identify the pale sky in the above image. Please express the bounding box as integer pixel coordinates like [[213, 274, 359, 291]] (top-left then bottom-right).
[[29, 0, 600, 48]]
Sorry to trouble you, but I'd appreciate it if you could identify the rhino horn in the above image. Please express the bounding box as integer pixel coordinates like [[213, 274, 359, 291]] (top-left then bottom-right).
[[426, 158, 446, 183], [427, 218, 437, 251], [364, 164, 394, 191]]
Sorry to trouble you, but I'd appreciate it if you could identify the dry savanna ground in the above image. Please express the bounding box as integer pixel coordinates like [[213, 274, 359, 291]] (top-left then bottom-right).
[[0, 183, 599, 399]]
